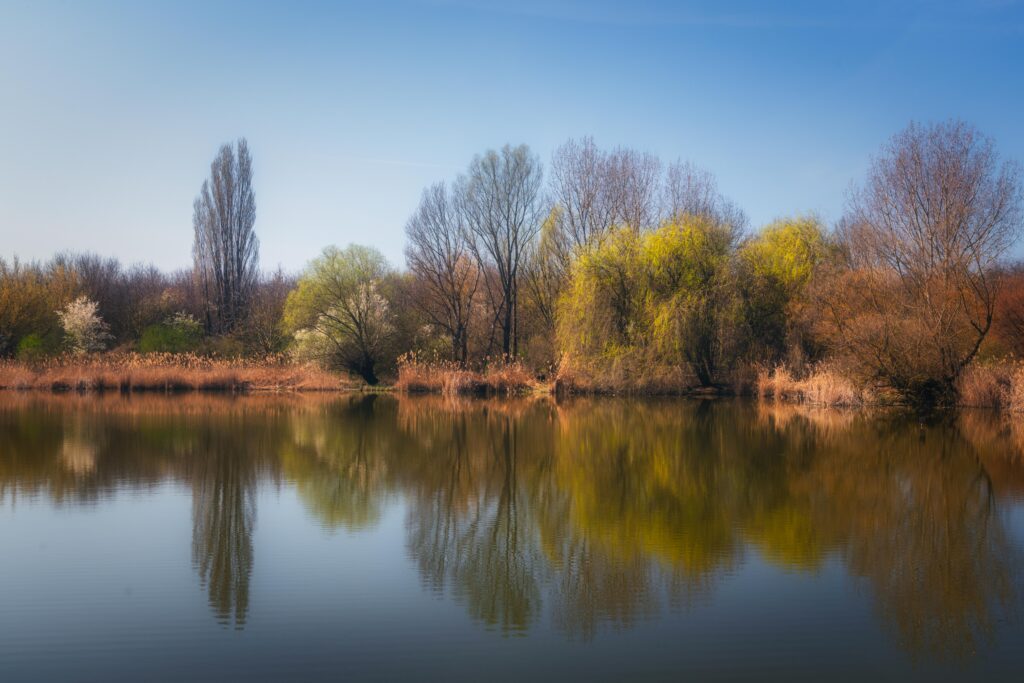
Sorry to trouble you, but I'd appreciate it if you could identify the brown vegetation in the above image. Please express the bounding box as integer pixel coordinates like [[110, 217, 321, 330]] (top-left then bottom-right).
[[820, 121, 1022, 407], [956, 362, 1024, 412], [756, 364, 875, 407], [394, 355, 538, 395], [0, 353, 353, 393]]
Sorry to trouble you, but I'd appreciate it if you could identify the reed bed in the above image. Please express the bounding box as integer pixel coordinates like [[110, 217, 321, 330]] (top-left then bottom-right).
[[395, 355, 539, 395], [756, 364, 874, 407], [0, 353, 353, 393], [957, 362, 1024, 411]]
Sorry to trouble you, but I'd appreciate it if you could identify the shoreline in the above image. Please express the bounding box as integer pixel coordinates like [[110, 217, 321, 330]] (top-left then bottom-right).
[[3, 355, 1022, 414]]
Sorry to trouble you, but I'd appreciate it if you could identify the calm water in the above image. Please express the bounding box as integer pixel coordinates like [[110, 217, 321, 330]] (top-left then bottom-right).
[[2, 394, 1024, 681]]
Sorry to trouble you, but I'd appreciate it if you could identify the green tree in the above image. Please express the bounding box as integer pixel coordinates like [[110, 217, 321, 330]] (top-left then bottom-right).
[[283, 245, 395, 384], [644, 216, 738, 386], [557, 216, 740, 388], [737, 216, 831, 365]]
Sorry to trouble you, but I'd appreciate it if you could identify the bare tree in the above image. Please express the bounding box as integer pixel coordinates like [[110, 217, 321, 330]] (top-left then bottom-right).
[[548, 137, 616, 248], [238, 268, 295, 355], [604, 147, 661, 231], [405, 182, 480, 363], [828, 120, 1023, 405], [662, 161, 748, 231], [121, 263, 176, 339], [460, 145, 543, 357], [193, 138, 259, 335]]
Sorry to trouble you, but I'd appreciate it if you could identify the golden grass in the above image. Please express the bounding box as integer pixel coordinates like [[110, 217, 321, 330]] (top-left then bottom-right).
[[395, 355, 540, 395], [957, 361, 1024, 411], [756, 364, 874, 407], [0, 353, 354, 393], [760, 360, 1024, 411]]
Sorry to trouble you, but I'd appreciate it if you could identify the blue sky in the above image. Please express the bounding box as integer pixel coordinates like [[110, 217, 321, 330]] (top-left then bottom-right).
[[1, 0, 1022, 271]]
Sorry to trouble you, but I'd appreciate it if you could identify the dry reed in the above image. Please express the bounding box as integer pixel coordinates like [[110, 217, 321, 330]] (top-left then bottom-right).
[[395, 354, 539, 395], [957, 362, 1024, 411], [756, 364, 874, 407], [0, 353, 354, 393]]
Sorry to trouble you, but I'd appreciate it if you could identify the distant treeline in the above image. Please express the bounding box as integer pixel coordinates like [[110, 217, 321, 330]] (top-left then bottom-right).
[[2, 120, 1022, 406]]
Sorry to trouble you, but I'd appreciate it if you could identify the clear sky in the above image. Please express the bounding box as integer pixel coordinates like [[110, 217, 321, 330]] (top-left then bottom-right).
[[1, 0, 1022, 272]]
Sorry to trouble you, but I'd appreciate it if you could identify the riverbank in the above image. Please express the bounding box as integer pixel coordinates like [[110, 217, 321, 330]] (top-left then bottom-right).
[[756, 362, 1024, 411], [394, 357, 543, 395], [0, 353, 355, 393], [6, 353, 1024, 413]]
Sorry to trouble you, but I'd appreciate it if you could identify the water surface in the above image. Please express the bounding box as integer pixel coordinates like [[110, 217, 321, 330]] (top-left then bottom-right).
[[2, 394, 1023, 681]]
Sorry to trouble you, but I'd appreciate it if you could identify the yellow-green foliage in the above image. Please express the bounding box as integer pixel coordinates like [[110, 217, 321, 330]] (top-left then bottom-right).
[[740, 216, 828, 295], [644, 216, 733, 294], [283, 244, 395, 384], [736, 216, 831, 364], [557, 217, 738, 388], [558, 226, 643, 362]]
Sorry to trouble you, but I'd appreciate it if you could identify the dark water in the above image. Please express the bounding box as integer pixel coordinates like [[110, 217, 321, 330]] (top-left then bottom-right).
[[2, 394, 1024, 682]]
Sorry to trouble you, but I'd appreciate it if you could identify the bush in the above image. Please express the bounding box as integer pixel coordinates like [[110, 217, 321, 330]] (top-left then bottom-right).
[[15, 332, 60, 363], [138, 313, 203, 353], [200, 334, 248, 359]]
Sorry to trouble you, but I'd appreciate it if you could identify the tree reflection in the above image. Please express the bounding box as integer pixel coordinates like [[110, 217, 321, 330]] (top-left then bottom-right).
[[764, 407, 1015, 659], [1, 393, 1023, 657], [187, 428, 257, 630], [390, 396, 1021, 656], [0, 395, 281, 629], [282, 395, 392, 531], [397, 400, 543, 634]]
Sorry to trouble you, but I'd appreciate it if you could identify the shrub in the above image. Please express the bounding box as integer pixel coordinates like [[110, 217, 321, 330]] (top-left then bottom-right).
[[139, 312, 203, 353], [15, 332, 59, 363]]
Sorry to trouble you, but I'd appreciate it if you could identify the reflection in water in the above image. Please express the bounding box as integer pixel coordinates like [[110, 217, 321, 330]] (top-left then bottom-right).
[[1, 393, 1023, 659], [402, 407, 543, 634], [188, 428, 257, 629], [283, 395, 388, 531], [0, 396, 283, 629]]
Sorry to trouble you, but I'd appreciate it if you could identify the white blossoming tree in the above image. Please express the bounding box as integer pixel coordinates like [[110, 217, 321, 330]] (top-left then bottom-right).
[[57, 296, 112, 355]]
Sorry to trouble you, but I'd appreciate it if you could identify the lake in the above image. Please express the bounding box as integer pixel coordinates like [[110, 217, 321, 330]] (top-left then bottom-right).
[[1, 394, 1023, 681]]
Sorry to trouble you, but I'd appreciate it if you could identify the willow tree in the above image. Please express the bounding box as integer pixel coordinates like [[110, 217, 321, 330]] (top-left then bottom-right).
[[737, 216, 832, 365], [192, 138, 259, 335], [557, 216, 740, 388]]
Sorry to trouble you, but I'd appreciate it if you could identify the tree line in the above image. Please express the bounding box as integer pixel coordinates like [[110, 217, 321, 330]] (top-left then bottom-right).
[[1, 120, 1022, 406]]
